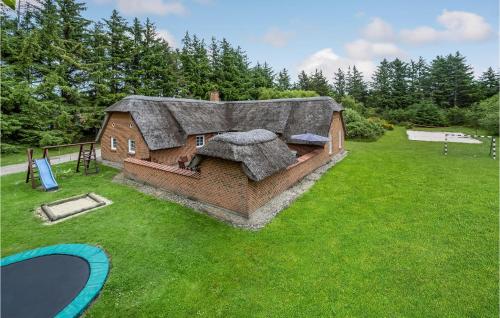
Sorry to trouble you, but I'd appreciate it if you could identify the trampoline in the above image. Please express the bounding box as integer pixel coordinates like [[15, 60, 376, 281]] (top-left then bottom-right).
[[1, 244, 109, 318]]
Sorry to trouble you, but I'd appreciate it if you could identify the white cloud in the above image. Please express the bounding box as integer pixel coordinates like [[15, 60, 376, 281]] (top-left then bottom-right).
[[99, 0, 188, 16], [298, 48, 377, 80], [262, 28, 294, 48], [362, 17, 395, 41], [157, 29, 177, 47], [400, 10, 492, 45], [399, 26, 441, 44], [438, 10, 492, 41], [344, 39, 406, 60]]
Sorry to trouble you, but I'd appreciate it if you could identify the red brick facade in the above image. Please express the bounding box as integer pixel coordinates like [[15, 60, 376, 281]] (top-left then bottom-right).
[[150, 134, 215, 165], [101, 113, 150, 162]]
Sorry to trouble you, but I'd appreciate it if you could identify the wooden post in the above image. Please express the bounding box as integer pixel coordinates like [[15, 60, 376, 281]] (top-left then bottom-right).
[[76, 144, 83, 173], [42, 148, 50, 164], [26, 148, 36, 189]]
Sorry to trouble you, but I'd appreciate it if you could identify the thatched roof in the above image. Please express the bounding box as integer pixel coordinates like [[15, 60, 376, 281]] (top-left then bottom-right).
[[97, 95, 344, 149], [99, 97, 186, 150], [193, 129, 297, 181]]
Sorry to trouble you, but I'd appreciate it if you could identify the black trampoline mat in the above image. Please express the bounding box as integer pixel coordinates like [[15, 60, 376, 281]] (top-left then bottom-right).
[[1, 254, 90, 318]]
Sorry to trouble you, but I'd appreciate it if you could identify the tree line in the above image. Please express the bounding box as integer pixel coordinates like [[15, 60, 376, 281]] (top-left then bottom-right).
[[1, 0, 498, 150]]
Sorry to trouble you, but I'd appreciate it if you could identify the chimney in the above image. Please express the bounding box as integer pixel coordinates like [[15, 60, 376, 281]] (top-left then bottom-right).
[[209, 90, 220, 102]]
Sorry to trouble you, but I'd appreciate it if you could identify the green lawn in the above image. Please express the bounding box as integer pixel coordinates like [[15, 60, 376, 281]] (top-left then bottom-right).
[[0, 145, 100, 166], [1, 128, 498, 317]]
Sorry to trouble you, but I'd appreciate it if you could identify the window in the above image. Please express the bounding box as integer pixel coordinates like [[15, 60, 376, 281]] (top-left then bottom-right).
[[128, 139, 136, 154], [129, 122, 134, 128], [110, 137, 118, 150], [328, 133, 332, 155], [338, 130, 342, 149], [195, 135, 205, 148], [111, 122, 115, 128]]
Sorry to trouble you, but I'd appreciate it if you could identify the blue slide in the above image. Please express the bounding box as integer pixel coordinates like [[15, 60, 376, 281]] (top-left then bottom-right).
[[34, 158, 58, 191]]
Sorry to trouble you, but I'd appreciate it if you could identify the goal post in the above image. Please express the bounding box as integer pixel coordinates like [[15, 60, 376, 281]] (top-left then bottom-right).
[[443, 133, 496, 160]]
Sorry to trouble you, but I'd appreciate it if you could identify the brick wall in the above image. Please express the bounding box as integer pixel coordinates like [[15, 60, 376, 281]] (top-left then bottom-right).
[[101, 112, 150, 162], [123, 147, 333, 218], [247, 149, 329, 212], [124, 157, 250, 216], [151, 133, 215, 165]]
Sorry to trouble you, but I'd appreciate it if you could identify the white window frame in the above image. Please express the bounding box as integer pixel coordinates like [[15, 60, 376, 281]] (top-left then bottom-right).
[[110, 137, 118, 150], [338, 130, 342, 149], [128, 139, 136, 154], [195, 135, 205, 148], [328, 133, 333, 155]]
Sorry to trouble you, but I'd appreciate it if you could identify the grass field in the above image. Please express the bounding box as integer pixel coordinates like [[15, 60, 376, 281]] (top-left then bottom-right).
[[1, 127, 498, 317]]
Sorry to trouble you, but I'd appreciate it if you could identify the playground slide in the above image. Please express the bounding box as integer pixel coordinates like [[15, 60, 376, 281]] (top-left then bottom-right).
[[34, 158, 59, 191]]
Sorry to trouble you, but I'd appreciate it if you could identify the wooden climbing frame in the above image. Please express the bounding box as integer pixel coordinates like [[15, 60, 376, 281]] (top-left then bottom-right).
[[27, 142, 99, 188]]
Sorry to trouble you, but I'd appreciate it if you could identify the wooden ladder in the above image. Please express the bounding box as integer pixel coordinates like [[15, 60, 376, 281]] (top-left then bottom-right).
[[77, 143, 99, 175]]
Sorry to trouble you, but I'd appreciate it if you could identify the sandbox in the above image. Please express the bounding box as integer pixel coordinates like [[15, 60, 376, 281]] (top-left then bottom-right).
[[41, 193, 110, 222]]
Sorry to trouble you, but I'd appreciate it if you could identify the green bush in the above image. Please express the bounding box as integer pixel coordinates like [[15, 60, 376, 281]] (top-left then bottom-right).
[[446, 106, 467, 125], [0, 143, 22, 154], [258, 88, 318, 99], [382, 108, 410, 124], [39, 130, 69, 147], [476, 94, 499, 135], [344, 108, 384, 140], [406, 101, 447, 126], [340, 95, 366, 114], [368, 117, 394, 130]]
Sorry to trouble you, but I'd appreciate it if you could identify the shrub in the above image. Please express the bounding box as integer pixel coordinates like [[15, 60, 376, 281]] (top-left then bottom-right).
[[476, 94, 499, 135], [344, 108, 384, 140], [382, 108, 410, 124], [446, 106, 467, 125], [368, 117, 394, 130], [258, 88, 318, 100], [0, 143, 22, 154], [341, 95, 365, 114], [39, 130, 68, 147], [406, 101, 447, 126]]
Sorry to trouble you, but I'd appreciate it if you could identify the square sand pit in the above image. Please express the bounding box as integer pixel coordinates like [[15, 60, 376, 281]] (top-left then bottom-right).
[[406, 130, 482, 144], [41, 193, 111, 222]]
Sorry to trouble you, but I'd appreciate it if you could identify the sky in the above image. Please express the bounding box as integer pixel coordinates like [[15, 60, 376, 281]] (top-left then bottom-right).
[[83, 0, 498, 81]]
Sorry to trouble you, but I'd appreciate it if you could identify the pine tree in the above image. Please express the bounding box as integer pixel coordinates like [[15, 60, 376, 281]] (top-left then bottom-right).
[[478, 67, 499, 99], [55, 0, 90, 104], [127, 17, 144, 94], [250, 62, 274, 98], [83, 22, 110, 133], [308, 69, 331, 96], [430, 52, 475, 107], [180, 32, 211, 98], [104, 9, 132, 99], [346, 66, 367, 103], [389, 58, 409, 108], [370, 59, 392, 109], [276, 68, 291, 90], [332, 68, 346, 100], [296, 70, 310, 90], [408, 57, 430, 105]]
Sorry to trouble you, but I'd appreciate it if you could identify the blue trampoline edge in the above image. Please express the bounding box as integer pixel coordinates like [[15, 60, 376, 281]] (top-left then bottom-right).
[[1, 244, 109, 318]]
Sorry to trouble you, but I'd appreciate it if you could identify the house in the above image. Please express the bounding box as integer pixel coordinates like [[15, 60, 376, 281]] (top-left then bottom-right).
[[96, 95, 346, 219]]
